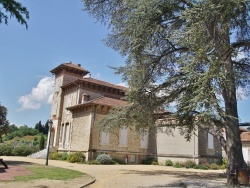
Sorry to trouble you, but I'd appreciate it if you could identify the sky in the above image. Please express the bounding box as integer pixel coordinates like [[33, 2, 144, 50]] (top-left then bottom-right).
[[0, 0, 249, 128]]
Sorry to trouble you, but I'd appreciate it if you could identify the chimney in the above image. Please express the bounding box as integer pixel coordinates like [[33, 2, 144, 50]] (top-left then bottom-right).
[[82, 93, 90, 103]]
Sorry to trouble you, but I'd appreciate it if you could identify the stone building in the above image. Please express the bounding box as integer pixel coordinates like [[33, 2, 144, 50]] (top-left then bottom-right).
[[49, 62, 156, 163], [156, 111, 222, 164], [49, 62, 222, 164]]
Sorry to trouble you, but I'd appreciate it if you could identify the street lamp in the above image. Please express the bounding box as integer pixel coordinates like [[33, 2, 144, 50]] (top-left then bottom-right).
[[45, 119, 53, 166]]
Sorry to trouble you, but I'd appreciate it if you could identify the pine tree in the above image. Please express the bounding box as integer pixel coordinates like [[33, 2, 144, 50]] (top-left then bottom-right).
[[83, 0, 250, 186], [39, 135, 45, 150]]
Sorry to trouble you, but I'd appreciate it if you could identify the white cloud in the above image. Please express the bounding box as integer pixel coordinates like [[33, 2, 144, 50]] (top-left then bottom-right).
[[117, 82, 128, 87], [18, 77, 54, 110]]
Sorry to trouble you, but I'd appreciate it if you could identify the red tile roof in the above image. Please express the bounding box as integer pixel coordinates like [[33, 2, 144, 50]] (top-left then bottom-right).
[[241, 132, 250, 142], [66, 96, 128, 111], [81, 77, 128, 91], [90, 96, 128, 107], [50, 62, 90, 75]]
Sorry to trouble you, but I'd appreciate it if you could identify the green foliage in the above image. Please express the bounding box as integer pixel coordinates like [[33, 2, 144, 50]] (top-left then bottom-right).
[[141, 157, 157, 165], [11, 145, 39, 156], [35, 120, 49, 135], [83, 1, 250, 184], [0, 143, 39, 156], [0, 0, 29, 29], [39, 135, 45, 150], [96, 154, 114, 164], [210, 163, 219, 170], [165, 159, 173, 166], [173, 162, 182, 168], [0, 103, 9, 142], [0, 144, 12, 155], [200, 162, 210, 169], [183, 160, 196, 169], [15, 165, 84, 181], [222, 158, 228, 167], [68, 152, 86, 163], [49, 152, 69, 161], [6, 125, 39, 140], [112, 158, 125, 164]]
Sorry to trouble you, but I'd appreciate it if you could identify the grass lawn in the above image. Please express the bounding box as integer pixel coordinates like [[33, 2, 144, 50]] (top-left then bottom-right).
[[14, 165, 85, 181]]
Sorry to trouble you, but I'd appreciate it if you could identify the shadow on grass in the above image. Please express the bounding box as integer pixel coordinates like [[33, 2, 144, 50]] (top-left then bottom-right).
[[121, 169, 226, 180], [3, 160, 34, 166]]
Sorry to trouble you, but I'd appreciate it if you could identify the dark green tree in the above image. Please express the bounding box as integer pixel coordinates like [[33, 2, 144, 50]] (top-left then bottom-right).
[[35, 121, 44, 133], [39, 135, 45, 150], [83, 0, 250, 186], [0, 103, 9, 142], [43, 120, 49, 135], [0, 0, 29, 28]]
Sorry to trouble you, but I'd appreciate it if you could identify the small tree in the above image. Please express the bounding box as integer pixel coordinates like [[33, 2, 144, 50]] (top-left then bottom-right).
[[0, 103, 9, 142], [83, 0, 250, 186], [39, 135, 45, 150]]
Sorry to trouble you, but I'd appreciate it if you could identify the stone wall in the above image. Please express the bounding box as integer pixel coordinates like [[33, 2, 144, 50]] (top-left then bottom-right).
[[89, 108, 154, 163], [198, 127, 222, 164], [157, 126, 199, 163], [70, 110, 92, 152]]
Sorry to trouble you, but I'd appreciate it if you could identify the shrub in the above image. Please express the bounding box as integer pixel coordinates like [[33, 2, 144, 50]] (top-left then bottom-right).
[[184, 160, 196, 169], [165, 159, 173, 166], [0, 144, 12, 156], [39, 135, 45, 150], [151, 160, 159, 165], [219, 164, 226, 170], [210, 163, 219, 170], [61, 152, 69, 160], [222, 158, 228, 167], [193, 165, 200, 169], [198, 165, 209, 170], [96, 154, 114, 164], [68, 152, 86, 163], [112, 158, 125, 164], [173, 162, 182, 168], [200, 162, 210, 169], [141, 157, 157, 165], [12, 145, 39, 156], [49, 152, 62, 160]]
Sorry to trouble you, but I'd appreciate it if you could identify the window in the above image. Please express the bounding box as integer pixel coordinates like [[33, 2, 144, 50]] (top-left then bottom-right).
[[119, 126, 128, 146], [208, 133, 214, 149], [140, 129, 148, 148], [64, 123, 70, 149], [101, 129, 109, 145]]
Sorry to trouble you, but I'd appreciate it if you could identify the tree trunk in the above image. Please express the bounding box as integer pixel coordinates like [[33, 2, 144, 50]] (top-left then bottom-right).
[[225, 120, 247, 186], [222, 60, 248, 186]]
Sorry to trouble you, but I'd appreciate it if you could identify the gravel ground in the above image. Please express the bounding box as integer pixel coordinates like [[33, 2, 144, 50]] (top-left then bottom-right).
[[0, 156, 231, 188]]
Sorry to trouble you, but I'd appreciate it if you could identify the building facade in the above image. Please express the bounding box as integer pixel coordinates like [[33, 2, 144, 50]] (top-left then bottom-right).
[[49, 62, 156, 163], [49, 62, 222, 164]]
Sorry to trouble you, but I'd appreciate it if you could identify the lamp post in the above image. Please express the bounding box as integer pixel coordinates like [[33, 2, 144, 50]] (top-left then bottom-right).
[[45, 120, 53, 166]]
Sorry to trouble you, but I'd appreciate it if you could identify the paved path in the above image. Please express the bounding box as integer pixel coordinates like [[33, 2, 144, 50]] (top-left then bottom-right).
[[0, 156, 227, 188]]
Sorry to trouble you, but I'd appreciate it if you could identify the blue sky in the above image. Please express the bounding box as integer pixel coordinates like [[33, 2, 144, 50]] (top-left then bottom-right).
[[0, 0, 249, 127]]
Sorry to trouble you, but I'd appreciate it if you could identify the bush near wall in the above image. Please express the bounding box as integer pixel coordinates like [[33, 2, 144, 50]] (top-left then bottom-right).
[[96, 154, 114, 164], [49, 152, 69, 161], [68, 152, 86, 163]]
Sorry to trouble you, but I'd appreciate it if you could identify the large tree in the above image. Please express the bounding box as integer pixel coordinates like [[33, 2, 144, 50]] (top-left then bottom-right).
[[0, 103, 9, 142], [83, 0, 250, 186], [0, 0, 29, 28]]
